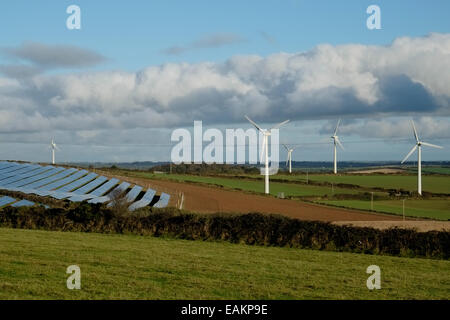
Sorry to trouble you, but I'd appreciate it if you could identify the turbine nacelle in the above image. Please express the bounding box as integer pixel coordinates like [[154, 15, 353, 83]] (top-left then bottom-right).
[[401, 120, 443, 164]]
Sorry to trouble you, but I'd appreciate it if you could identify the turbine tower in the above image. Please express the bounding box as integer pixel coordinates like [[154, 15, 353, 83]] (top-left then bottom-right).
[[245, 115, 290, 194], [331, 119, 344, 174], [283, 144, 297, 174], [50, 139, 59, 165], [401, 120, 443, 196]]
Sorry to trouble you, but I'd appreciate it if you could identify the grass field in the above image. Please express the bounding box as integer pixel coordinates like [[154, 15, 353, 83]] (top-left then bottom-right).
[[0, 228, 449, 299], [132, 172, 359, 197], [407, 167, 450, 175], [130, 171, 450, 195], [274, 174, 450, 194], [316, 199, 450, 220]]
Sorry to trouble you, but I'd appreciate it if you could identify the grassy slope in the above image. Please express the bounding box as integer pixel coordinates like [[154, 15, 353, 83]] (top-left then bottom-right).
[[0, 228, 449, 300], [317, 199, 450, 220]]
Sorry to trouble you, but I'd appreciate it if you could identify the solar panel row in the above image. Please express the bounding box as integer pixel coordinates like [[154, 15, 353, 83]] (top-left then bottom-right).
[[0, 162, 169, 209], [153, 193, 171, 208], [129, 189, 156, 211]]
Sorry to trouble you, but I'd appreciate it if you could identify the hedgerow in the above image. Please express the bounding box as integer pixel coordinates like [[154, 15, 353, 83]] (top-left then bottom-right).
[[0, 203, 448, 259]]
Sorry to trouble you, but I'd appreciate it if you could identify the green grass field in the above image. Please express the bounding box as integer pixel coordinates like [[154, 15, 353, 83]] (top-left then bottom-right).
[[316, 199, 450, 220], [133, 172, 359, 197], [136, 170, 450, 195], [0, 228, 449, 299], [275, 174, 450, 194], [407, 167, 450, 175]]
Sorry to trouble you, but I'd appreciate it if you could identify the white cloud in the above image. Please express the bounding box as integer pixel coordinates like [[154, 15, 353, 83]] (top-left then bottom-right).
[[0, 33, 449, 150]]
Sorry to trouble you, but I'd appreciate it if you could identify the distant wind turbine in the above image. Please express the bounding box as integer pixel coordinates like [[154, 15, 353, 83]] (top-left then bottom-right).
[[401, 120, 443, 196], [49, 139, 60, 165], [245, 115, 290, 194], [283, 144, 298, 174], [331, 119, 344, 174]]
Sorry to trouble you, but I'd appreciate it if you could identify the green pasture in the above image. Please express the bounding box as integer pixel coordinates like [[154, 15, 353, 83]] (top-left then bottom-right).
[[316, 199, 450, 220], [131, 172, 359, 197], [0, 228, 448, 299]]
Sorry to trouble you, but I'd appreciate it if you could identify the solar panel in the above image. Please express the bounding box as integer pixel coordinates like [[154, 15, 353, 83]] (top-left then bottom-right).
[[89, 182, 130, 204], [11, 200, 35, 207], [4, 167, 63, 188], [56, 172, 97, 193], [125, 185, 143, 202], [71, 176, 107, 195], [0, 161, 12, 169], [0, 165, 42, 183], [0, 161, 20, 170], [89, 178, 119, 197], [68, 194, 97, 202], [0, 164, 39, 179], [0, 163, 27, 175], [106, 185, 142, 208], [22, 168, 78, 191], [50, 172, 98, 199], [153, 193, 170, 208], [0, 196, 16, 207], [128, 189, 156, 211], [0, 166, 56, 188], [34, 170, 88, 196]]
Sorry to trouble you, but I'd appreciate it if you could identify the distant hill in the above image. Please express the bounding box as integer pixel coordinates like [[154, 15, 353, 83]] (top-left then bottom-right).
[[66, 160, 450, 173]]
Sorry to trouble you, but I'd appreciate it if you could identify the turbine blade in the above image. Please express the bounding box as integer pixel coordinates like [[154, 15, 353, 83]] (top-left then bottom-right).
[[335, 137, 344, 150], [421, 142, 443, 149], [334, 119, 341, 136], [411, 120, 419, 142], [270, 119, 290, 131], [245, 115, 263, 132], [401, 145, 418, 164], [282, 144, 289, 151]]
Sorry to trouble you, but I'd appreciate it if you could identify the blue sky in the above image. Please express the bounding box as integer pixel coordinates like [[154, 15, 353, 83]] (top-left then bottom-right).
[[0, 1, 449, 163], [2, 0, 449, 69]]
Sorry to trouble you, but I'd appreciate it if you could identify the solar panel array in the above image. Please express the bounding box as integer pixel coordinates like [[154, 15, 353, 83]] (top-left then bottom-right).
[[0, 161, 169, 210]]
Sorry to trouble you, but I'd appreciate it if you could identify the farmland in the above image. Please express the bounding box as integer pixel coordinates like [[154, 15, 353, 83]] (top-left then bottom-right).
[[1, 227, 449, 300], [105, 168, 449, 221], [317, 199, 450, 220], [126, 172, 360, 197]]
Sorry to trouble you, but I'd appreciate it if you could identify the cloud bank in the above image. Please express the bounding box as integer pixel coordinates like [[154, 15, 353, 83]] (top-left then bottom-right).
[[0, 34, 449, 143]]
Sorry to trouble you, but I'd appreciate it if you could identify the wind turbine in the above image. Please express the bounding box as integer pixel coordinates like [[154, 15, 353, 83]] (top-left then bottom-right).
[[401, 120, 443, 196], [245, 115, 290, 194], [49, 139, 59, 165], [331, 119, 344, 174], [283, 144, 298, 174]]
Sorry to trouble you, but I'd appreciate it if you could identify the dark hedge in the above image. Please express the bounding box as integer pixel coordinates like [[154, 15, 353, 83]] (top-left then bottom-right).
[[0, 203, 448, 259]]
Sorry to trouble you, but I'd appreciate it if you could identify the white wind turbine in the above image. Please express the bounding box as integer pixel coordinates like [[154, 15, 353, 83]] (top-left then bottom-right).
[[331, 119, 344, 174], [283, 144, 298, 174], [49, 139, 60, 165], [245, 115, 290, 194], [401, 120, 443, 196]]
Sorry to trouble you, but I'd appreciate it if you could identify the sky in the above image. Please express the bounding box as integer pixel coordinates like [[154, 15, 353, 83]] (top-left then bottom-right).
[[0, 0, 449, 163]]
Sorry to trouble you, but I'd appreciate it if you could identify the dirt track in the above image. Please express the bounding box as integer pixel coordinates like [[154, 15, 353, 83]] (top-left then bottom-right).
[[110, 173, 405, 222]]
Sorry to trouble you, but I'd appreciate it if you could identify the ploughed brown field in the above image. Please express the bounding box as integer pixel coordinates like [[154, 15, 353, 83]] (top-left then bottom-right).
[[103, 172, 403, 220]]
